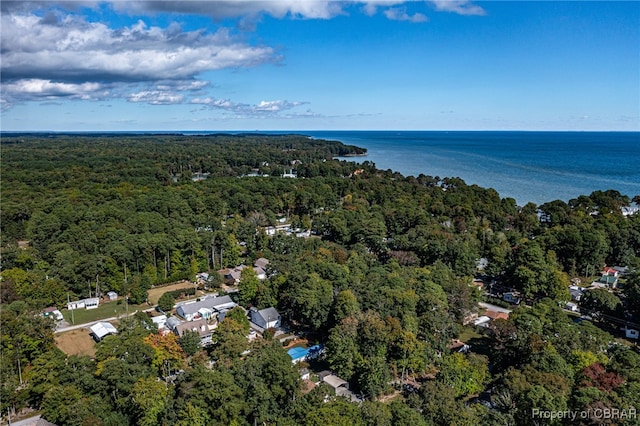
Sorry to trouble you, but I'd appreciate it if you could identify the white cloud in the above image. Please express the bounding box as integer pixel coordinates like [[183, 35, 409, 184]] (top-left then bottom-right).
[[430, 0, 486, 16], [128, 90, 185, 105], [190, 97, 307, 117], [113, 1, 346, 20], [1, 14, 277, 83], [115, 1, 483, 20], [383, 7, 428, 23], [1, 78, 110, 105]]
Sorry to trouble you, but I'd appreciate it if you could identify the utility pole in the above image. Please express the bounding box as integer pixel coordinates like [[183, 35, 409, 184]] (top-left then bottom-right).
[[67, 292, 75, 325], [17, 357, 22, 386]]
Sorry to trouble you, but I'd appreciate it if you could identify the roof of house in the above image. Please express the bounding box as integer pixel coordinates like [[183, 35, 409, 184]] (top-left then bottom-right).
[[177, 295, 236, 316], [90, 322, 118, 339], [254, 258, 269, 269], [255, 307, 280, 323], [485, 310, 509, 321], [151, 315, 167, 326], [599, 275, 617, 284], [174, 318, 210, 337], [323, 374, 348, 389], [165, 316, 182, 330]]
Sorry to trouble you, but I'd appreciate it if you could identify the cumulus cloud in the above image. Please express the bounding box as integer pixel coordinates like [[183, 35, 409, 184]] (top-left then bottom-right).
[[383, 7, 428, 23], [190, 97, 307, 117], [1, 78, 112, 110], [430, 0, 486, 16], [128, 91, 185, 105], [1, 14, 277, 82], [115, 0, 346, 20], [0, 10, 277, 107], [0, 0, 485, 111], [8, 1, 484, 20]]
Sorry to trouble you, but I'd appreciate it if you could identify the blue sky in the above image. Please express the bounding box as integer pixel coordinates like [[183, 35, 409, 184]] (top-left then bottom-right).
[[1, 1, 638, 131]]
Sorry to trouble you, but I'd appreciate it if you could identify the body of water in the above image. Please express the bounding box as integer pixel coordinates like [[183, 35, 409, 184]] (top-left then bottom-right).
[[305, 131, 640, 207]]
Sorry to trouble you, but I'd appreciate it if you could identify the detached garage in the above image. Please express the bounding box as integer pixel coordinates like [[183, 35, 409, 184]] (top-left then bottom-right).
[[90, 322, 118, 341]]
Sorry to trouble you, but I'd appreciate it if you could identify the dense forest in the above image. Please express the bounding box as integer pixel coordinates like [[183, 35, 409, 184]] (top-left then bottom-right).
[[1, 134, 639, 426]]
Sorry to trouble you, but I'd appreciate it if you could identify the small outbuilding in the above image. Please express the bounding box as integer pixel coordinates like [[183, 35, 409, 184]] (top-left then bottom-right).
[[90, 322, 118, 341]]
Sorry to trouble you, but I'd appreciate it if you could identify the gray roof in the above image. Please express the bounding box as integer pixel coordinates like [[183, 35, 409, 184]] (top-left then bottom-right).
[[166, 316, 182, 330], [257, 307, 280, 322], [254, 258, 270, 269], [323, 374, 348, 389], [174, 318, 210, 338], [178, 295, 236, 316]]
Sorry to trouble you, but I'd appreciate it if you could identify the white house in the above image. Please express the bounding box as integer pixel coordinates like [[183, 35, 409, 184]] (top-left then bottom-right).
[[67, 297, 100, 310], [625, 328, 639, 340], [250, 306, 281, 329]]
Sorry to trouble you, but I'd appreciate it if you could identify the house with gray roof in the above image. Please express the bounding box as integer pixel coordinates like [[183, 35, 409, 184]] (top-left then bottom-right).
[[250, 306, 281, 329], [176, 295, 237, 321], [173, 318, 212, 346]]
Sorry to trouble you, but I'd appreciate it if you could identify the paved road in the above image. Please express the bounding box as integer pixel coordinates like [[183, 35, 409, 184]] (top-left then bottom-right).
[[2, 414, 40, 426], [54, 308, 156, 334], [478, 302, 513, 314]]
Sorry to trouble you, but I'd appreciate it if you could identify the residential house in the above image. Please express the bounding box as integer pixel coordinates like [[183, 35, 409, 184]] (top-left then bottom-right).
[[253, 266, 267, 280], [165, 316, 182, 331], [318, 371, 357, 400], [603, 267, 620, 277], [151, 315, 168, 331], [221, 266, 246, 283], [176, 295, 236, 321], [254, 258, 269, 270], [300, 368, 311, 381], [503, 292, 521, 305], [173, 318, 213, 346], [473, 316, 491, 327], [569, 286, 584, 302], [90, 322, 118, 341], [625, 328, 639, 340], [196, 272, 210, 288], [448, 339, 470, 353], [485, 310, 509, 321], [612, 266, 630, 276], [565, 302, 579, 312], [264, 223, 292, 236], [43, 307, 63, 321], [67, 297, 100, 310], [250, 306, 281, 329], [598, 274, 618, 288]]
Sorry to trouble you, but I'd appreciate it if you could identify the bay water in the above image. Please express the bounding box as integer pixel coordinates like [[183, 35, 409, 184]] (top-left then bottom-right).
[[307, 131, 640, 207]]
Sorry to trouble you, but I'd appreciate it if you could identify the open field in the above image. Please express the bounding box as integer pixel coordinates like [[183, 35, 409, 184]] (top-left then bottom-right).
[[62, 300, 147, 325], [55, 328, 97, 357], [148, 280, 195, 304]]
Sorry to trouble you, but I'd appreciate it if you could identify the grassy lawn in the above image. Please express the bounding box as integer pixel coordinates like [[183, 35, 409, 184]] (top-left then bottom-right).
[[62, 300, 149, 324], [55, 328, 97, 357], [458, 326, 492, 357]]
